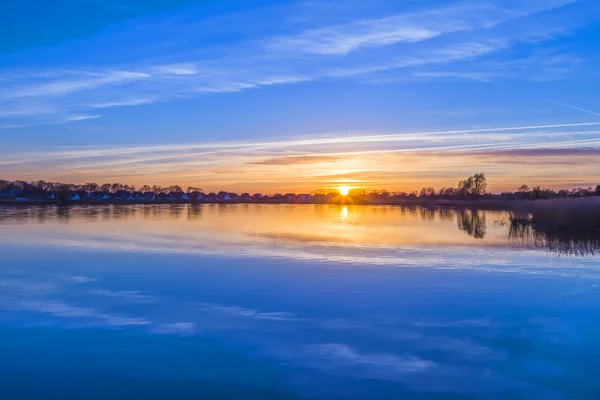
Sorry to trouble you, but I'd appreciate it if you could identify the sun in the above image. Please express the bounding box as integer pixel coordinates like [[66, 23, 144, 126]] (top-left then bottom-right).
[[339, 186, 350, 196]]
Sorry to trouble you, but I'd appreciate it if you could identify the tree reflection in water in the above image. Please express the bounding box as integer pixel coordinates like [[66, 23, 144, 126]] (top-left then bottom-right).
[[509, 222, 600, 256], [456, 209, 486, 239]]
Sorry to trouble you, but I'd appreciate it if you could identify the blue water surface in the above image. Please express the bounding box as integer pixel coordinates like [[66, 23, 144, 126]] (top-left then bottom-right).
[[1, 205, 599, 399]]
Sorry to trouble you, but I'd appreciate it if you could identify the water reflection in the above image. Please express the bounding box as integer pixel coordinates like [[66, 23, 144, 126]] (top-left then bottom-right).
[[457, 209, 486, 239], [509, 222, 600, 256], [2, 204, 600, 399], [0, 204, 598, 256]]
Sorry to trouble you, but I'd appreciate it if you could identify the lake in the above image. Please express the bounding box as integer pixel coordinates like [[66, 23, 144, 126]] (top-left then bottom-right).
[[1, 204, 599, 399]]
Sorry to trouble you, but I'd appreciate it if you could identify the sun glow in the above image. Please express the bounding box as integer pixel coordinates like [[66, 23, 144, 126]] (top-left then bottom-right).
[[339, 186, 350, 196]]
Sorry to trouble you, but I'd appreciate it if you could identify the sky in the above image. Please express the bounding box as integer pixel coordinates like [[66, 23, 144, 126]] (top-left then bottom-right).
[[1, 0, 600, 193]]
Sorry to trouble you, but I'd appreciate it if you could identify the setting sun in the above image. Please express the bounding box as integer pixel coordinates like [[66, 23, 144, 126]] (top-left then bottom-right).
[[339, 186, 350, 196]]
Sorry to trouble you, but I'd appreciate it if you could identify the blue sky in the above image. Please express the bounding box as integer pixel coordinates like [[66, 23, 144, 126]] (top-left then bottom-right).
[[1, 0, 600, 192]]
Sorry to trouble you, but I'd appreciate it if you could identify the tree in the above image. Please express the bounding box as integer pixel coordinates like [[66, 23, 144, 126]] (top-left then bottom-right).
[[457, 177, 473, 198], [83, 182, 99, 192], [440, 187, 456, 197], [166, 185, 183, 193], [420, 187, 436, 197], [187, 186, 203, 193], [518, 184, 529, 194], [457, 173, 487, 199], [595, 185, 600, 196], [471, 173, 487, 197]]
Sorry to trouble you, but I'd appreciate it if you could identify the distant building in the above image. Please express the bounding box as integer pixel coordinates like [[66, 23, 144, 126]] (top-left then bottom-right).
[[206, 193, 217, 202], [285, 194, 297, 203], [168, 191, 185, 201], [217, 191, 231, 201], [143, 192, 156, 201], [196, 193, 206, 201], [297, 194, 312, 202]]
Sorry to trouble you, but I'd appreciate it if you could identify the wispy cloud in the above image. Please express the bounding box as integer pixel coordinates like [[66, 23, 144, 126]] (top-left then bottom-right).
[[66, 114, 102, 121], [249, 155, 346, 165], [0, 0, 591, 129], [150, 63, 198, 76], [2, 120, 600, 191], [90, 98, 157, 109], [267, 5, 510, 55], [3, 71, 150, 99], [413, 71, 497, 82]]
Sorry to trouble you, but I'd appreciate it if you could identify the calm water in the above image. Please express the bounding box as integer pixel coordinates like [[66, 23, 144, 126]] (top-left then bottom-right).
[[1, 204, 599, 399]]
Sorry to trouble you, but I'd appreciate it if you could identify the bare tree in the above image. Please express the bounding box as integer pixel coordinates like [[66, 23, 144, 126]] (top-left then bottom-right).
[[518, 184, 530, 194]]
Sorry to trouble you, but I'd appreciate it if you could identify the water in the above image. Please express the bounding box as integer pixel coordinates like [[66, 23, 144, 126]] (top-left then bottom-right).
[[1, 204, 599, 399]]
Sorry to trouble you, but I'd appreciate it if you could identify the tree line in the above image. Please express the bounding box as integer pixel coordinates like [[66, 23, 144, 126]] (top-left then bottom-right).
[[0, 180, 202, 195], [515, 184, 600, 199], [3, 173, 600, 200]]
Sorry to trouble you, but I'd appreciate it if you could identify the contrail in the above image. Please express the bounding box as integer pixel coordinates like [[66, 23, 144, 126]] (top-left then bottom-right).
[[549, 100, 600, 117]]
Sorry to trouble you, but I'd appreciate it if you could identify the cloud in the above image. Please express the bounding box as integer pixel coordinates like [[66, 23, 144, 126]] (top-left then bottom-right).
[[466, 148, 600, 165], [66, 114, 103, 121], [266, 3, 548, 56], [3, 71, 151, 99], [0, 114, 103, 130], [413, 71, 498, 82], [90, 98, 156, 108], [151, 64, 198, 76], [0, 0, 590, 127], [472, 148, 600, 158], [249, 155, 346, 165], [3, 121, 600, 186]]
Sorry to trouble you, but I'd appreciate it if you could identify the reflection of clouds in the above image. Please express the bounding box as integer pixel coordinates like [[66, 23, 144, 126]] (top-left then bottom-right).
[[70, 276, 99, 284], [0, 278, 57, 294], [1, 206, 598, 397], [257, 232, 351, 245], [89, 288, 156, 303], [3, 205, 599, 281], [153, 322, 197, 336], [319, 319, 422, 341], [12, 300, 150, 327], [192, 303, 304, 328], [0, 270, 584, 396], [414, 317, 510, 329], [3, 228, 598, 279], [282, 343, 434, 382]]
